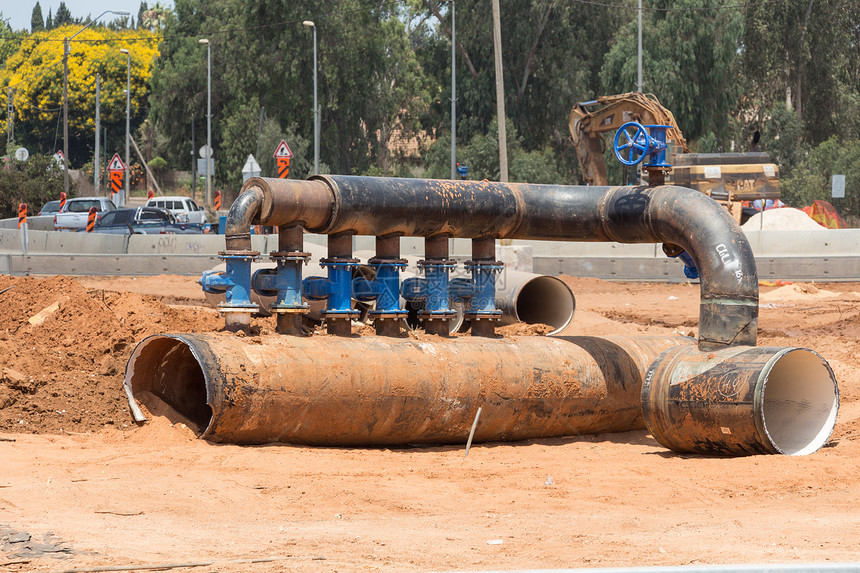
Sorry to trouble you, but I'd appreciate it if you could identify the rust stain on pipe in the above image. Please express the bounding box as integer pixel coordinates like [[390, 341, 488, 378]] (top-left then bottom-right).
[[124, 334, 693, 446], [643, 345, 839, 456]]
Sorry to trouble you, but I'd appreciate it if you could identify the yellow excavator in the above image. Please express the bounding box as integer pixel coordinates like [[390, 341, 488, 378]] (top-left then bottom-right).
[[569, 92, 780, 222]]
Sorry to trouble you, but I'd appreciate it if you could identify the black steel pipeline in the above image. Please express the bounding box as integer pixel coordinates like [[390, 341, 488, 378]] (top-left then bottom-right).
[[124, 333, 692, 446], [238, 176, 757, 350]]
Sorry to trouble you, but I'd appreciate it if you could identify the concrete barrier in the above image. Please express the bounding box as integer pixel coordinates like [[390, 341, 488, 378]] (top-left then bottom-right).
[[2, 227, 860, 281]]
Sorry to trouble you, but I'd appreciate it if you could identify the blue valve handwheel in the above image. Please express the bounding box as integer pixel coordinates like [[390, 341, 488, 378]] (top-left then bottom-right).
[[613, 121, 652, 166]]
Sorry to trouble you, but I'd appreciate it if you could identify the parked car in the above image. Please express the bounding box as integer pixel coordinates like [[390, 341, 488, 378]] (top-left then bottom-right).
[[145, 196, 206, 224], [38, 200, 62, 216], [53, 197, 117, 231], [85, 207, 204, 235]]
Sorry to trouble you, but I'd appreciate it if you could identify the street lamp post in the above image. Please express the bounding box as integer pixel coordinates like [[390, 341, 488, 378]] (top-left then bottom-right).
[[450, 0, 456, 180], [62, 10, 129, 196], [302, 21, 319, 175], [119, 48, 131, 208], [199, 39, 212, 206]]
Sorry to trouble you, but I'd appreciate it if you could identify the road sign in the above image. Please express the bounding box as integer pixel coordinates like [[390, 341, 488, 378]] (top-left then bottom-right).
[[14, 147, 29, 161], [107, 153, 125, 172], [277, 157, 290, 179], [199, 145, 213, 159], [54, 150, 65, 169], [242, 154, 261, 182], [832, 174, 846, 199], [197, 157, 214, 177], [273, 140, 293, 159], [108, 153, 125, 197]]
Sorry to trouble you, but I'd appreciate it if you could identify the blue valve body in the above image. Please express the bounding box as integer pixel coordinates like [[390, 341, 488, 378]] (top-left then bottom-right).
[[199, 252, 259, 311], [303, 259, 361, 318]]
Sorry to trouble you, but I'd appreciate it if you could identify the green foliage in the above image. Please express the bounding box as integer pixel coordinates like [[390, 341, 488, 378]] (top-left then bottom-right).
[[31, 2, 45, 33], [600, 0, 743, 146], [0, 26, 159, 167], [757, 102, 808, 178], [0, 154, 67, 218], [54, 2, 72, 27], [424, 119, 562, 184], [781, 138, 860, 219]]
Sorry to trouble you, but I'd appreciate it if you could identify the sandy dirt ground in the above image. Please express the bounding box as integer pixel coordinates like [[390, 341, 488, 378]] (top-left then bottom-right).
[[1, 273, 859, 572]]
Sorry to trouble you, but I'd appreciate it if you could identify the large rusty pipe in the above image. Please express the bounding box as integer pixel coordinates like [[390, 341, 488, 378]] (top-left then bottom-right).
[[124, 334, 692, 446], [237, 176, 757, 350], [643, 346, 839, 456]]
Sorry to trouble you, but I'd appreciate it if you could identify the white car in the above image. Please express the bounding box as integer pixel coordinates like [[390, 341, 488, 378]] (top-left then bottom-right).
[[145, 196, 206, 224]]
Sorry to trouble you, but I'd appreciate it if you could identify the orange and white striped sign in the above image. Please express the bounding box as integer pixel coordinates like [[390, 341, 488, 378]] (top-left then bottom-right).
[[86, 206, 98, 232], [17, 203, 27, 229], [214, 190, 222, 211]]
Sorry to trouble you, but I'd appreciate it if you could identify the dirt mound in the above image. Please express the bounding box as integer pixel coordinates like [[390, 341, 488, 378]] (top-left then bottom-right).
[[760, 282, 839, 302], [0, 275, 221, 435]]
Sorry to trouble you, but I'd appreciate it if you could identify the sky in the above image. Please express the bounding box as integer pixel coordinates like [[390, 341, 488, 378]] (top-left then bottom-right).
[[2, 1, 174, 33]]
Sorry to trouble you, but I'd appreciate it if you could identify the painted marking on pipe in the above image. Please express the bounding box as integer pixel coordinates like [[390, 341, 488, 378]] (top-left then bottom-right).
[[699, 299, 758, 307], [720, 427, 733, 435]]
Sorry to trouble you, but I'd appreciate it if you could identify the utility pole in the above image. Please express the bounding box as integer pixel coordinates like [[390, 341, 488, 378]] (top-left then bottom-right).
[[191, 113, 196, 201], [491, 0, 508, 181], [637, 0, 643, 92], [6, 87, 13, 146], [94, 74, 100, 194], [450, 0, 456, 180]]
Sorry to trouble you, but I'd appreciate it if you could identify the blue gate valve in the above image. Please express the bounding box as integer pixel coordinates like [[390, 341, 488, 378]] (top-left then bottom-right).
[[463, 260, 504, 321], [613, 122, 671, 169], [662, 244, 699, 280], [251, 253, 310, 314], [199, 250, 260, 330], [353, 258, 409, 320], [302, 258, 361, 321]]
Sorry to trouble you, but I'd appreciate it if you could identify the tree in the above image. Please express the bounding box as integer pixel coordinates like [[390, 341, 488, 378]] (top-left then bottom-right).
[[54, 2, 72, 27], [600, 0, 743, 148], [0, 154, 67, 218], [0, 26, 159, 167], [781, 138, 860, 221], [45, 8, 53, 30], [31, 2, 45, 33], [741, 0, 857, 144]]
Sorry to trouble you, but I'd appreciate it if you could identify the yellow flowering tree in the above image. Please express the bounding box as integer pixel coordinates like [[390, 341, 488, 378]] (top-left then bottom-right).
[[0, 25, 158, 166]]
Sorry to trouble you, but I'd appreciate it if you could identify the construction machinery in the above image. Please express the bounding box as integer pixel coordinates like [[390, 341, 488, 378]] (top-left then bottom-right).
[[569, 92, 780, 222]]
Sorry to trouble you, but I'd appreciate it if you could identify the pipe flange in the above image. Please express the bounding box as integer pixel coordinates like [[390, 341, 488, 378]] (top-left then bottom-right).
[[464, 311, 503, 322], [418, 311, 459, 321], [367, 258, 409, 267], [270, 304, 310, 314], [417, 259, 458, 269], [270, 251, 312, 262], [368, 310, 409, 319], [216, 304, 259, 313], [463, 260, 505, 271], [319, 258, 360, 266], [218, 250, 260, 259], [320, 309, 361, 319]]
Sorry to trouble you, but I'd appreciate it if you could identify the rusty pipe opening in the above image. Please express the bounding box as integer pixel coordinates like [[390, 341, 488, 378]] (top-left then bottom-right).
[[123, 335, 213, 432], [760, 349, 839, 455], [643, 346, 839, 456], [498, 274, 574, 335]]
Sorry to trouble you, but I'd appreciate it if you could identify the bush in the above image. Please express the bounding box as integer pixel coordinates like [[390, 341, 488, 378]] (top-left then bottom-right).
[[0, 154, 68, 218]]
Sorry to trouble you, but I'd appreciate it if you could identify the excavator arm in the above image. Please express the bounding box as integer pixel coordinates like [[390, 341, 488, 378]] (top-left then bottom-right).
[[570, 92, 690, 185]]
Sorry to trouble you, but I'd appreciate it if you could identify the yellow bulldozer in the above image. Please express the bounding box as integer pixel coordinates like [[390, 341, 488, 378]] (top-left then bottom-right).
[[569, 92, 780, 222]]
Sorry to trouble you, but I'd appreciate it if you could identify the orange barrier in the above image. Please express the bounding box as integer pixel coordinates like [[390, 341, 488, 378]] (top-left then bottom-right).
[[86, 206, 98, 232], [18, 203, 27, 229], [59, 192, 67, 210], [214, 190, 222, 211]]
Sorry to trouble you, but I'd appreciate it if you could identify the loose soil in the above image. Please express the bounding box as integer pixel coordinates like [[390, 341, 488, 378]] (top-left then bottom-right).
[[1, 274, 859, 571]]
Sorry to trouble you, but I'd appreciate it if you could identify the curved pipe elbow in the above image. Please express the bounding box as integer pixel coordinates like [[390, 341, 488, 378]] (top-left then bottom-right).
[[599, 185, 758, 350], [224, 186, 264, 252]]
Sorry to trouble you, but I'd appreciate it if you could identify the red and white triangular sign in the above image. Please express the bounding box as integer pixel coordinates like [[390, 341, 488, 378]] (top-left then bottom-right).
[[54, 150, 65, 161], [273, 140, 293, 159], [107, 153, 125, 171]]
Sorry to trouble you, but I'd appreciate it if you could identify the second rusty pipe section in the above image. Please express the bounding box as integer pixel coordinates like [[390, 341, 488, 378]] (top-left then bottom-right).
[[233, 176, 757, 350], [124, 333, 692, 446]]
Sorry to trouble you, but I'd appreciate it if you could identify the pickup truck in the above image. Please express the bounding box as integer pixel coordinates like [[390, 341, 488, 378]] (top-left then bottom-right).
[[145, 196, 207, 224], [86, 207, 204, 235], [53, 197, 117, 231]]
